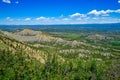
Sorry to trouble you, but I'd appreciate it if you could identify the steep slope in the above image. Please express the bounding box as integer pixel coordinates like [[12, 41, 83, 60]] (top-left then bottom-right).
[[0, 30, 65, 63], [0, 31, 46, 63]]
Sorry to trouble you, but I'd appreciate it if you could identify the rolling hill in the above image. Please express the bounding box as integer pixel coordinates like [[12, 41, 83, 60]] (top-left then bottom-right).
[[0, 29, 120, 80]]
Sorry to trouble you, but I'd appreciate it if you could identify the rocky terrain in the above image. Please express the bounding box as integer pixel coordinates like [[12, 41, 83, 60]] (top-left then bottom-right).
[[86, 34, 113, 40], [2, 29, 113, 49], [0, 30, 66, 64], [0, 29, 120, 80]]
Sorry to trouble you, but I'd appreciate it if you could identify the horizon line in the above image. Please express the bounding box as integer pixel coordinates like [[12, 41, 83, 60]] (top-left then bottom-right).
[[0, 23, 120, 26]]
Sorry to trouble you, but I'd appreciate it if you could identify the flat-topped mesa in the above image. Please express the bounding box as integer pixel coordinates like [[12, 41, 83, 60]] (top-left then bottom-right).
[[15, 28, 42, 36]]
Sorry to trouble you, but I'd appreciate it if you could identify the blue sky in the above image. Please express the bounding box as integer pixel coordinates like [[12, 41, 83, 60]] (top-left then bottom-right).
[[0, 0, 120, 25]]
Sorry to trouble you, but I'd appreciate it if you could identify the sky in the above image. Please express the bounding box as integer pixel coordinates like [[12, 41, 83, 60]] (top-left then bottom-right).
[[0, 0, 120, 25]]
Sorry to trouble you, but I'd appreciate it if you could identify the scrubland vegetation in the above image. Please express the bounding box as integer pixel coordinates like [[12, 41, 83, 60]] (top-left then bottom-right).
[[0, 25, 120, 80]]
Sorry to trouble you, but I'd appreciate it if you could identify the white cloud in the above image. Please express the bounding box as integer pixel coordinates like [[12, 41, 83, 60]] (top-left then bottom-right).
[[2, 0, 11, 4], [118, 0, 120, 3], [2, 0, 19, 4], [92, 17, 97, 20], [6, 17, 13, 21], [36, 16, 50, 20], [2, 10, 120, 25], [77, 18, 81, 20], [88, 10, 109, 16], [70, 13, 86, 18], [62, 18, 70, 21], [25, 18, 31, 21], [88, 9, 120, 16], [115, 9, 120, 13]]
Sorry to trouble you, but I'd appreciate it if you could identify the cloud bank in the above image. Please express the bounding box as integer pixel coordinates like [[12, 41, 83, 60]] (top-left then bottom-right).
[[25, 18, 31, 21], [70, 13, 86, 18], [88, 9, 120, 16], [1, 9, 120, 25]]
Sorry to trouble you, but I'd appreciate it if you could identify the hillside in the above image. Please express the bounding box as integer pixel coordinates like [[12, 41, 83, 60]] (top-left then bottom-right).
[[0, 31, 46, 62], [0, 29, 120, 80]]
